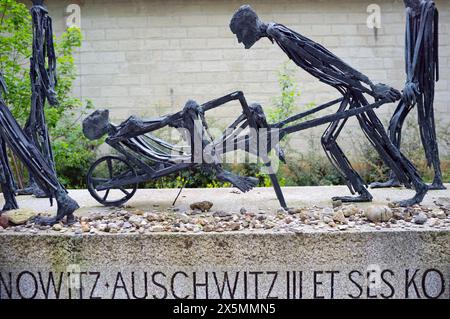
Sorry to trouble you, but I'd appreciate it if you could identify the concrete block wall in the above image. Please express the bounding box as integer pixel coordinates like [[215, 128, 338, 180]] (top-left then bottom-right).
[[32, 0, 450, 154]]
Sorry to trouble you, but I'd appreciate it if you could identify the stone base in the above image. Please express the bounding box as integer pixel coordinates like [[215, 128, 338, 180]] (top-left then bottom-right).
[[1, 230, 448, 299]]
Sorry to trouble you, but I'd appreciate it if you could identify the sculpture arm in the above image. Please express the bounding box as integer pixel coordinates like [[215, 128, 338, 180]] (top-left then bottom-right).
[[267, 24, 400, 101], [109, 113, 181, 142]]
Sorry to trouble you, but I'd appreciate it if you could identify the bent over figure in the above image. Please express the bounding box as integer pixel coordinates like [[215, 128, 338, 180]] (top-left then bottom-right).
[[230, 5, 428, 206]]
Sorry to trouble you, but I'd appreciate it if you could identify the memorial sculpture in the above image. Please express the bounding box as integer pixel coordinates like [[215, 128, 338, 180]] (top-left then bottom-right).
[[0, 73, 79, 225], [18, 0, 59, 198], [82, 93, 261, 207], [229, 4, 429, 206], [371, 0, 445, 190], [83, 87, 412, 209]]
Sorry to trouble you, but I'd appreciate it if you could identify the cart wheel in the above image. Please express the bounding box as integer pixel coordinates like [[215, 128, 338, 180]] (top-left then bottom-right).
[[87, 156, 138, 206]]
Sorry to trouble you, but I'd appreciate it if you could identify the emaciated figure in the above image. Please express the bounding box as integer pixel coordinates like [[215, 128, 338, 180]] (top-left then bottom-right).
[[83, 93, 261, 200], [230, 5, 428, 206], [371, 0, 446, 190], [0, 73, 79, 225], [19, 0, 59, 197]]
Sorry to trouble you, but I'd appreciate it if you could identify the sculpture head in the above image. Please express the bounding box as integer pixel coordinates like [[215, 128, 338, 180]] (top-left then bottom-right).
[[230, 5, 267, 49], [404, 0, 421, 11], [31, 0, 45, 5], [82, 109, 110, 140]]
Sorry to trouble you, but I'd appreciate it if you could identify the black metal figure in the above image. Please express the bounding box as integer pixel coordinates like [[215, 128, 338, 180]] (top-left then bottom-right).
[[83, 92, 264, 207], [230, 5, 428, 206], [371, 0, 446, 190], [19, 0, 58, 197], [0, 73, 79, 225]]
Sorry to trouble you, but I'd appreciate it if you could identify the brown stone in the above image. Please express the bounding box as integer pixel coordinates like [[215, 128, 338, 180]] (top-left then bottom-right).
[[0, 214, 9, 228], [6, 209, 37, 225], [190, 201, 213, 212]]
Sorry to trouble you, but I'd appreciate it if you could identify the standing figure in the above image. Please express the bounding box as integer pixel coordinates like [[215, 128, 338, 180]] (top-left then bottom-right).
[[0, 73, 79, 225], [230, 5, 428, 206], [371, 0, 446, 190], [0, 76, 18, 212], [19, 0, 58, 197]]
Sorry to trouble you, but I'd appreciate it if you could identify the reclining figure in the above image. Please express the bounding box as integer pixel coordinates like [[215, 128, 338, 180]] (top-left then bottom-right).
[[83, 93, 262, 194]]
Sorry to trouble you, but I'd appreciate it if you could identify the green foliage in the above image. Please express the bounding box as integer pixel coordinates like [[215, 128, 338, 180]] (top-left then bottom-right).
[[267, 61, 300, 124], [0, 0, 101, 188], [0, 0, 32, 120]]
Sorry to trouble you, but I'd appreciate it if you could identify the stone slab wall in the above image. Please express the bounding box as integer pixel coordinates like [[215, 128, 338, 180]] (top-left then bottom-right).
[[0, 231, 448, 299]]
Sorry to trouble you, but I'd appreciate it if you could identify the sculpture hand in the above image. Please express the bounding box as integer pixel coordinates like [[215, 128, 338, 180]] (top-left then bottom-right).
[[372, 83, 401, 103], [402, 81, 420, 106]]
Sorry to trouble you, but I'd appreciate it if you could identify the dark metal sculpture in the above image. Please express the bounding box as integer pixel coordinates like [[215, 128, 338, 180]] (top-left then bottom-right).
[[83, 93, 262, 207], [84, 87, 410, 209], [18, 0, 58, 197], [371, 0, 446, 190], [229, 5, 428, 206], [0, 73, 79, 225]]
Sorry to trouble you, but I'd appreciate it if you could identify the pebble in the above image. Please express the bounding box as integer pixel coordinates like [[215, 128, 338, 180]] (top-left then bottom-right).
[[123, 222, 132, 229], [434, 211, 447, 220], [97, 223, 107, 232], [239, 207, 247, 214], [365, 206, 393, 223], [413, 212, 427, 225], [341, 205, 359, 217], [146, 213, 159, 221], [128, 215, 143, 227], [322, 207, 334, 216], [0, 215, 9, 228], [81, 223, 90, 233], [338, 225, 348, 231], [6, 209, 37, 225], [108, 222, 119, 231], [190, 201, 213, 212], [332, 210, 347, 224], [150, 225, 165, 232], [52, 224, 62, 231], [213, 211, 231, 218], [288, 208, 302, 215], [332, 200, 342, 208]]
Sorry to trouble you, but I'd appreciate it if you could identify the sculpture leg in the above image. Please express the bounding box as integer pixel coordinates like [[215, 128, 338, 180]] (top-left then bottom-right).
[[355, 95, 427, 206], [19, 93, 49, 198], [0, 137, 18, 212], [429, 147, 446, 190], [420, 97, 447, 190], [321, 98, 373, 202], [370, 100, 413, 188], [33, 188, 78, 226]]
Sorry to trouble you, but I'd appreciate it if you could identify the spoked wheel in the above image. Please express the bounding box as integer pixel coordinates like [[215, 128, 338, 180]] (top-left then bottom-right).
[[87, 156, 138, 206]]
